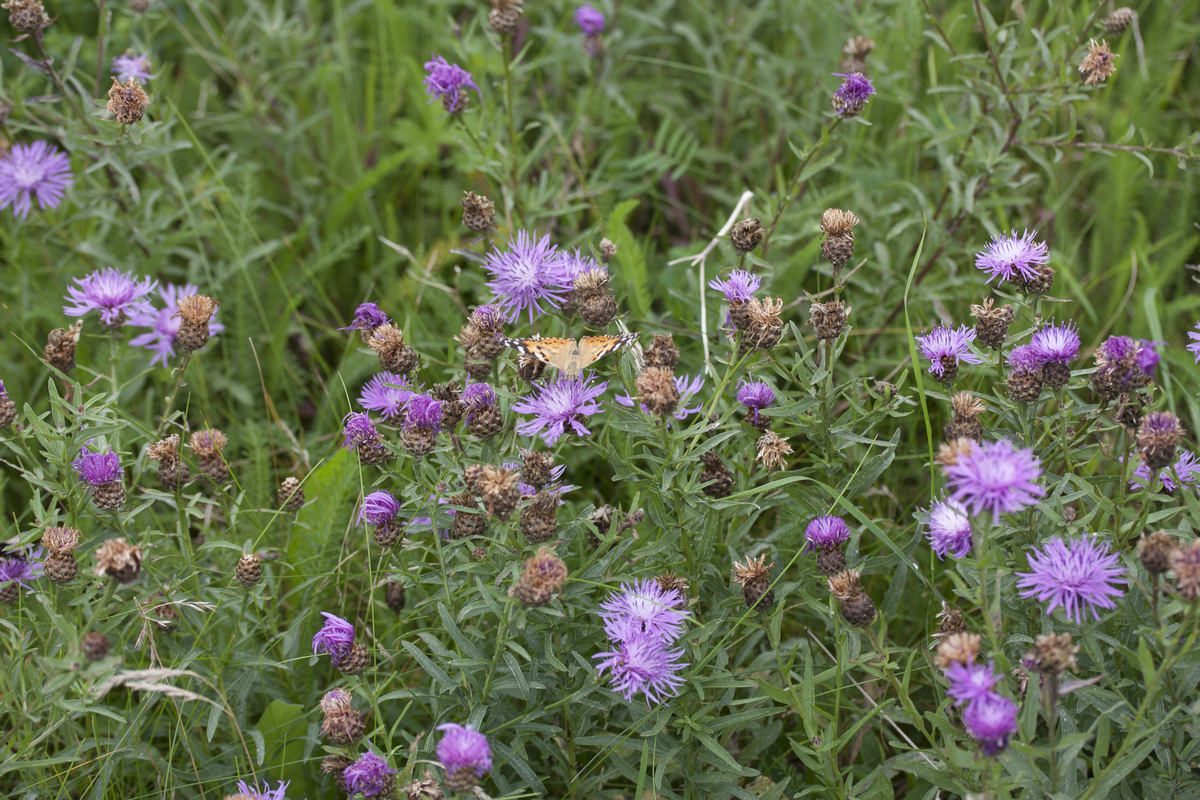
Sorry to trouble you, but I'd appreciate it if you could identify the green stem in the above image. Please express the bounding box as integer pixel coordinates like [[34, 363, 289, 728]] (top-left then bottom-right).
[[762, 118, 842, 256], [1047, 673, 1060, 795], [156, 352, 194, 436], [479, 599, 513, 707]]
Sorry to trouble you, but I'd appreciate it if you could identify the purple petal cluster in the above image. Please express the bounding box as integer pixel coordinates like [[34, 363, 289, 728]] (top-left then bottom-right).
[[737, 380, 775, 425], [803, 515, 851, 553], [342, 412, 383, 451], [599, 579, 690, 643], [483, 231, 574, 323], [945, 660, 1001, 707], [462, 383, 498, 421], [512, 372, 608, 445], [708, 269, 761, 305], [594, 576, 690, 704], [112, 53, 153, 82], [359, 373, 418, 420], [233, 780, 289, 800], [1029, 321, 1080, 365], [923, 498, 973, 559], [343, 752, 397, 798], [558, 249, 605, 284], [0, 548, 44, 591], [312, 612, 356, 665], [1187, 323, 1200, 363], [435, 723, 493, 778], [423, 55, 480, 113], [359, 490, 400, 526], [127, 282, 225, 367], [974, 230, 1049, 284], [340, 302, 391, 333], [0, 140, 74, 219], [594, 634, 688, 705], [963, 693, 1019, 756], [832, 72, 876, 114], [1016, 535, 1127, 624], [942, 439, 1045, 523], [574, 5, 605, 35], [63, 268, 157, 327], [72, 445, 122, 487], [403, 395, 443, 432], [615, 374, 705, 420], [1007, 344, 1041, 372], [916, 325, 982, 377], [1130, 450, 1200, 492], [1138, 340, 1164, 376]]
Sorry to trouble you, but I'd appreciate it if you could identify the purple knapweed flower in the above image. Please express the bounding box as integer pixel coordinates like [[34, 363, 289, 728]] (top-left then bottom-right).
[[343, 752, 397, 798], [945, 660, 1000, 707], [112, 53, 153, 83], [943, 439, 1045, 523], [1029, 321, 1080, 365], [359, 372, 418, 420], [359, 491, 400, 526], [234, 780, 289, 800], [512, 372, 608, 445], [1007, 344, 1041, 372], [923, 498, 973, 559], [708, 269, 761, 305], [1130, 450, 1200, 492], [423, 55, 480, 113], [461, 383, 498, 423], [0, 548, 44, 591], [574, 5, 605, 35], [343, 412, 383, 450], [63, 268, 157, 327], [803, 515, 851, 553], [831, 72, 876, 116], [974, 230, 1050, 284], [1138, 340, 1164, 376], [483, 231, 573, 323], [1016, 535, 1127, 624], [402, 395, 443, 433], [435, 723, 493, 778], [0, 379, 7, 398], [126, 282, 225, 367], [0, 140, 74, 219], [916, 325, 982, 378], [72, 445, 122, 487], [340, 302, 391, 333], [598, 579, 690, 644], [736, 380, 775, 425], [594, 632, 688, 705], [964, 693, 1019, 756], [615, 374, 705, 420], [1188, 324, 1200, 364], [312, 612, 356, 665], [557, 248, 606, 284]]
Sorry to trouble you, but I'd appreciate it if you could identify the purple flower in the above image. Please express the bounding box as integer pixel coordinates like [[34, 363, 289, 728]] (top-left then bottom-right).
[[736, 380, 775, 425], [803, 515, 851, 553], [435, 723, 493, 778], [1016, 535, 1127, 624], [1187, 324, 1200, 364], [945, 660, 1000, 707], [615, 374, 705, 420], [574, 5, 605, 35], [72, 445, 122, 487], [598, 579, 690, 644], [557, 249, 605, 283], [594, 632, 688, 704], [943, 439, 1045, 523], [0, 379, 7, 398], [126, 282, 225, 367], [832, 72, 876, 116], [483, 231, 573, 323], [312, 612, 355, 665], [1007, 344, 1042, 372], [1130, 450, 1200, 492], [964, 693, 1019, 756], [403, 395, 443, 432], [343, 752, 397, 798], [1029, 321, 1080, 364], [506, 459, 572, 497], [512, 372, 608, 445], [234, 780, 289, 800], [923, 498, 973, 559], [359, 372, 418, 420], [916, 325, 982, 377], [708, 269, 761, 305], [359, 491, 400, 526], [63, 268, 157, 327], [342, 412, 384, 452], [340, 302, 391, 333], [423, 55, 480, 113], [112, 53, 153, 82], [1138, 340, 1164, 376], [0, 140, 74, 219], [461, 383, 498, 422], [0, 548, 44, 591], [974, 230, 1050, 284], [1098, 335, 1137, 364]]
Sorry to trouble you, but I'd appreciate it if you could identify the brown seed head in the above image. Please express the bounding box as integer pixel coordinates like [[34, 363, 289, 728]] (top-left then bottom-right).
[[188, 429, 228, 457], [936, 437, 975, 467], [94, 537, 143, 583], [319, 689, 353, 717], [843, 35, 876, 59], [478, 464, 520, 518], [643, 333, 680, 369], [657, 572, 689, 595], [1079, 39, 1118, 85], [368, 323, 405, 354], [146, 434, 181, 463], [510, 546, 568, 606], [934, 631, 982, 670], [755, 430, 793, 472], [460, 191, 496, 232], [1137, 411, 1184, 450], [42, 526, 80, 555], [1103, 7, 1134, 34], [732, 553, 774, 586], [730, 218, 765, 254], [518, 448, 555, 491], [636, 366, 680, 417], [808, 299, 850, 340], [826, 568, 862, 601], [598, 238, 617, 262], [107, 78, 150, 124], [1170, 539, 1200, 600], [2, 0, 50, 33], [969, 297, 1015, 324], [573, 268, 610, 296], [951, 392, 986, 419], [1137, 531, 1175, 575], [175, 294, 219, 326], [1027, 632, 1079, 676], [45, 321, 83, 372], [820, 209, 860, 238], [403, 770, 445, 800], [932, 602, 967, 640]]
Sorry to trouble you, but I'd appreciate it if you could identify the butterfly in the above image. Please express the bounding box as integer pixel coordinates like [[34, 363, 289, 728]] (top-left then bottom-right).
[[503, 333, 638, 380]]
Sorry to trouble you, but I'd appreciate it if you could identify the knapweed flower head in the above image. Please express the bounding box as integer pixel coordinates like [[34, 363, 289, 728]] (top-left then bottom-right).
[[574, 4, 605, 35], [359, 491, 400, 526], [558, 248, 606, 285], [461, 382, 498, 418], [343, 751, 397, 798], [1187, 324, 1200, 363], [594, 632, 688, 704], [112, 53, 153, 82], [1007, 344, 1042, 372], [342, 412, 382, 450], [72, 445, 122, 487], [964, 693, 1019, 756], [0, 549, 43, 591], [916, 324, 982, 378], [1138, 340, 1164, 376], [1016, 535, 1127, 624], [737, 380, 775, 425], [340, 302, 391, 333], [126, 283, 225, 367], [974, 230, 1050, 284], [422, 55, 480, 113], [945, 660, 1001, 707], [943, 438, 1045, 522], [1029, 320, 1081, 364], [402, 395, 443, 432], [312, 612, 355, 665], [1130, 450, 1200, 492], [358, 372, 417, 420], [923, 498, 973, 559], [435, 723, 493, 778], [484, 231, 573, 323], [831, 72, 875, 117], [803, 515, 851, 553], [616, 373, 705, 420], [0, 140, 74, 219], [233, 780, 289, 800], [63, 268, 156, 327], [599, 579, 690, 644], [512, 372, 607, 445], [708, 269, 761, 305]]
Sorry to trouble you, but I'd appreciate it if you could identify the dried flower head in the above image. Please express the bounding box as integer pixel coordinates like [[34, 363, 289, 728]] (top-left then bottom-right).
[[809, 299, 850, 340], [1103, 7, 1134, 34], [1080, 39, 1118, 85], [477, 464, 521, 519], [936, 437, 975, 467], [2, 0, 49, 33], [657, 573, 689, 595], [730, 218, 765, 254], [969, 298, 1016, 350], [460, 191, 495, 233], [933, 602, 967, 641], [42, 526, 80, 555], [1170, 539, 1200, 600], [107, 78, 150, 124], [820, 209, 860, 238], [187, 429, 227, 457], [934, 631, 982, 670], [755, 430, 792, 472], [510, 547, 568, 607], [488, 0, 523, 35], [843, 35, 875, 60], [44, 321, 82, 373], [1138, 411, 1184, 471], [1137, 531, 1175, 575], [732, 553, 774, 587], [636, 366, 680, 417], [94, 537, 143, 583], [403, 771, 443, 800], [826, 568, 862, 601], [1026, 632, 1079, 676], [146, 434, 181, 464]]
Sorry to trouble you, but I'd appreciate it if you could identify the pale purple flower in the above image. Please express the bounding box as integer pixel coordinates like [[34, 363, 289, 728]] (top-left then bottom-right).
[[1130, 450, 1200, 492], [832, 72, 876, 116], [708, 269, 761, 304], [598, 579, 689, 644], [435, 723, 493, 778], [974, 230, 1050, 284], [72, 445, 122, 487], [312, 612, 355, 665], [512, 372, 608, 445], [574, 5, 605, 35], [483, 231, 573, 323], [1016, 535, 1127, 624], [234, 780, 289, 800], [359, 372, 417, 420], [1007, 344, 1041, 372], [461, 383, 498, 423], [126, 282, 225, 367], [423, 55, 481, 113], [1187, 324, 1200, 364], [343, 752, 397, 798], [359, 491, 400, 526], [923, 498, 973, 559], [402, 395, 443, 433], [943, 439, 1045, 523], [945, 660, 1001, 707], [594, 632, 688, 705], [0, 140, 74, 219], [63, 268, 157, 326], [557, 249, 605, 284], [1029, 321, 1080, 365], [737, 380, 775, 425], [916, 325, 982, 377], [340, 302, 391, 333], [1138, 340, 1164, 376], [615, 374, 705, 420], [0, 548, 44, 591], [964, 693, 1019, 756], [112, 53, 153, 82], [803, 515, 850, 553]]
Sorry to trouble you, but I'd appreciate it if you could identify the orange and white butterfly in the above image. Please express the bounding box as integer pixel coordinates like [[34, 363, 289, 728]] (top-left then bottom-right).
[[503, 333, 638, 380]]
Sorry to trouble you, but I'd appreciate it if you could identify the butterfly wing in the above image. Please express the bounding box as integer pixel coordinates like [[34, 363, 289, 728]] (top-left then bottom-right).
[[579, 333, 638, 370], [503, 337, 576, 372]]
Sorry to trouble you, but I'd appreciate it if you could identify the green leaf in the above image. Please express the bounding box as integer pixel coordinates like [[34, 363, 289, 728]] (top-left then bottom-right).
[[291, 449, 356, 569], [254, 700, 308, 796], [606, 199, 651, 319]]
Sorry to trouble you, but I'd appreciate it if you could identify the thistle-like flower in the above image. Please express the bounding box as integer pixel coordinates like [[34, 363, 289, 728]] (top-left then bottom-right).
[[598, 579, 689, 644], [831, 72, 875, 117], [593, 633, 688, 704], [340, 302, 391, 338], [974, 230, 1050, 284], [945, 660, 1001, 707], [311, 612, 356, 665], [1016, 535, 1127, 624], [483, 231, 572, 323], [574, 5, 605, 35], [922, 498, 973, 559], [342, 412, 389, 466], [1030, 320, 1080, 389], [436, 723, 492, 794], [942, 438, 1045, 522], [423, 55, 480, 114], [964, 693, 1019, 756], [112, 52, 153, 82], [0, 140, 74, 219], [1137, 411, 1184, 471], [512, 372, 608, 445], [343, 752, 397, 798], [916, 325, 982, 384], [737, 380, 775, 427], [63, 268, 157, 329], [359, 372, 418, 421]]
